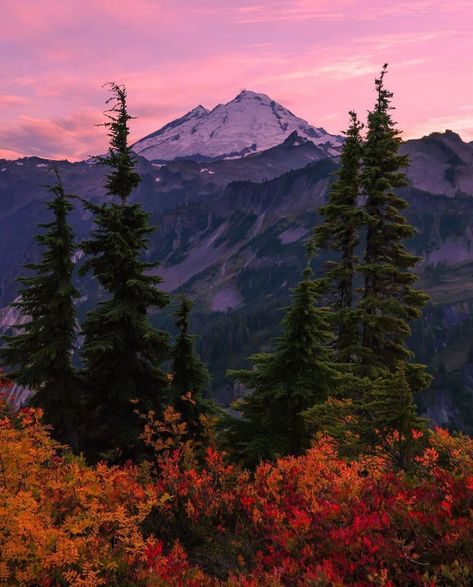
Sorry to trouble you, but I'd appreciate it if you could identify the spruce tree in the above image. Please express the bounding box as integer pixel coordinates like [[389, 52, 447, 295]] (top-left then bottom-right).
[[170, 296, 211, 439], [80, 83, 169, 462], [225, 259, 335, 466], [362, 367, 425, 468], [313, 111, 364, 361], [358, 64, 429, 389], [304, 367, 425, 469], [307, 66, 431, 467], [0, 174, 81, 448]]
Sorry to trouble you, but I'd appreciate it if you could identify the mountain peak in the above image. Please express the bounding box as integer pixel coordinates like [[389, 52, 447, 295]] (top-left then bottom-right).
[[133, 91, 343, 161], [190, 105, 209, 116], [281, 131, 310, 147], [234, 90, 271, 102]]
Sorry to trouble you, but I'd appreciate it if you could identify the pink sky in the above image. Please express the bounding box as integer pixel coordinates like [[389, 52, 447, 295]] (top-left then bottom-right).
[[1, 0, 472, 160]]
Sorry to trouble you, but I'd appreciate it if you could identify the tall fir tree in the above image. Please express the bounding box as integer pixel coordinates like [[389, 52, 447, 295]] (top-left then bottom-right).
[[80, 83, 169, 462], [224, 258, 336, 466], [313, 111, 364, 361], [358, 64, 430, 389], [170, 296, 211, 440], [307, 66, 431, 467], [0, 174, 81, 449]]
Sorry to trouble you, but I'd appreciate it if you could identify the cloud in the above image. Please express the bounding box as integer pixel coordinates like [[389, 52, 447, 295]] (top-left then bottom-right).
[[224, 0, 354, 23], [0, 95, 31, 107], [0, 111, 105, 161], [278, 56, 380, 81], [407, 113, 473, 141], [0, 0, 471, 158], [0, 147, 29, 160], [0, 0, 176, 40], [227, 0, 473, 23]]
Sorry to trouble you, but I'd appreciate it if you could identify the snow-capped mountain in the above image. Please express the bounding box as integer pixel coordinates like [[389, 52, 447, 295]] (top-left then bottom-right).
[[132, 90, 343, 161]]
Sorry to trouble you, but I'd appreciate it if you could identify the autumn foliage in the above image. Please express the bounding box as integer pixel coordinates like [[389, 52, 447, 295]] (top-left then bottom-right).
[[0, 400, 472, 586]]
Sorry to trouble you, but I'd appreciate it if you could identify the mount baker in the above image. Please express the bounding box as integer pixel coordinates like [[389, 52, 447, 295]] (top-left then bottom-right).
[[132, 90, 343, 161]]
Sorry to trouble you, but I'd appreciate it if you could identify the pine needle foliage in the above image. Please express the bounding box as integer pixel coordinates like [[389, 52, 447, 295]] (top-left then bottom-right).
[[306, 67, 431, 468], [170, 296, 211, 440], [305, 367, 426, 469], [358, 65, 430, 388], [80, 83, 169, 462], [313, 111, 364, 361], [0, 173, 81, 448], [225, 260, 336, 466], [97, 82, 141, 204]]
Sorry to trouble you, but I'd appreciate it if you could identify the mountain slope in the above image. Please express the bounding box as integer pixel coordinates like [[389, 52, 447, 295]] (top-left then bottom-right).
[[132, 90, 343, 161], [2, 132, 473, 430], [401, 130, 473, 197]]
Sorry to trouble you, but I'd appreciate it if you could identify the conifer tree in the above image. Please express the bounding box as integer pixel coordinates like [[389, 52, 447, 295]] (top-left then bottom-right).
[[362, 367, 425, 468], [225, 258, 335, 466], [313, 111, 364, 361], [358, 64, 429, 389], [305, 367, 425, 469], [307, 66, 431, 467], [0, 174, 81, 448], [80, 83, 169, 462], [170, 296, 211, 439]]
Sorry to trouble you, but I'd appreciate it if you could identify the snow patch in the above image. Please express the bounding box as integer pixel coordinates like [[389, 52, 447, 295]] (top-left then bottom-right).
[[72, 249, 84, 264]]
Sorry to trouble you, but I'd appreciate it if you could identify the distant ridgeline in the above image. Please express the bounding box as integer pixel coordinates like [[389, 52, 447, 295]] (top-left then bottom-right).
[[1, 85, 473, 435]]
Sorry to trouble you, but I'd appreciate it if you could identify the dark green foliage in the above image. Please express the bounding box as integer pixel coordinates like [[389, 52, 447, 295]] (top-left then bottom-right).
[[305, 367, 426, 469], [0, 174, 81, 448], [171, 296, 211, 439], [362, 368, 426, 468], [80, 84, 170, 462], [358, 65, 430, 388], [307, 67, 431, 468], [97, 83, 141, 204], [225, 261, 336, 466], [313, 111, 364, 361]]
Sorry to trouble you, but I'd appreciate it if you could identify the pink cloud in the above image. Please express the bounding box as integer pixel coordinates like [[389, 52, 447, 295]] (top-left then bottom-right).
[[0, 147, 29, 160], [0, 111, 104, 161], [407, 113, 473, 141], [0, 0, 472, 159], [227, 0, 472, 23], [0, 95, 31, 107]]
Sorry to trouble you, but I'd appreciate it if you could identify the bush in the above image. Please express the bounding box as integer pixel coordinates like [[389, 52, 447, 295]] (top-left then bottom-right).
[[0, 401, 472, 586]]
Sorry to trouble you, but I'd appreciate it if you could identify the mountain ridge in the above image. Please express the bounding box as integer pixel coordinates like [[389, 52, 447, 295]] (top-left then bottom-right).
[[2, 129, 473, 429], [132, 90, 344, 161]]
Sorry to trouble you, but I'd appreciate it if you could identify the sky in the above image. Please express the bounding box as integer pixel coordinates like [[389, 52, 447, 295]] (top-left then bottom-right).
[[1, 0, 472, 161]]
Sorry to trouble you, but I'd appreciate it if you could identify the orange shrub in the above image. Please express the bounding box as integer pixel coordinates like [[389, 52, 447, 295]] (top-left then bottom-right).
[[0, 400, 472, 586], [0, 402, 159, 586]]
